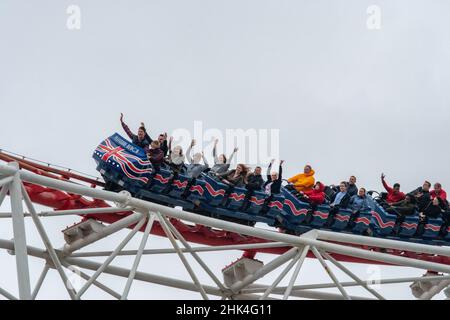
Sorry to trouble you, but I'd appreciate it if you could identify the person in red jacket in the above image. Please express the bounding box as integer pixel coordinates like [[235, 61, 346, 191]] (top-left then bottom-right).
[[381, 173, 405, 204], [431, 183, 447, 202], [300, 181, 326, 205]]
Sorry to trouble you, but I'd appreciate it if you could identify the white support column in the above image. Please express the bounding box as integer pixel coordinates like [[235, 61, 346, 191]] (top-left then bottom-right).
[[21, 184, 78, 300], [0, 176, 14, 188], [0, 286, 17, 300], [156, 212, 210, 300], [320, 250, 385, 300], [0, 183, 9, 206], [163, 215, 227, 292], [311, 246, 350, 300], [121, 212, 155, 300], [259, 249, 301, 300], [70, 242, 287, 258], [283, 245, 310, 300], [8, 162, 31, 300], [31, 264, 50, 300], [61, 262, 122, 300], [75, 218, 146, 299]]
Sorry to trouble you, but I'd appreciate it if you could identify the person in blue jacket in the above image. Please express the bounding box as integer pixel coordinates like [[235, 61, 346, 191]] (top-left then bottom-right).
[[347, 188, 371, 229]]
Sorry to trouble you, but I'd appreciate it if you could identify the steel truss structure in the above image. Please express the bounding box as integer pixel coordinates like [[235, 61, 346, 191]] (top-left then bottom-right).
[[1, 161, 450, 300]]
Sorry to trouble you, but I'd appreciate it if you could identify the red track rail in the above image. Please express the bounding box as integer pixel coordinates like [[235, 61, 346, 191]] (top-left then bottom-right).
[[1, 151, 450, 266]]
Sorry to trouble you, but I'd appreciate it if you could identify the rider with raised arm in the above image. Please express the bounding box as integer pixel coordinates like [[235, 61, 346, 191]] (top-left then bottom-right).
[[210, 138, 238, 176], [120, 113, 152, 149], [381, 173, 405, 204]]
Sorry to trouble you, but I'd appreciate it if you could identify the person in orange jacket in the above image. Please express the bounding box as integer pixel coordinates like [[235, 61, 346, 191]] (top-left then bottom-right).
[[288, 165, 315, 192]]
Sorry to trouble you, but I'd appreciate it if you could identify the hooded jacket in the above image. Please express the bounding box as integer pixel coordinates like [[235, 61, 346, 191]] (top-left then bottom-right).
[[381, 177, 406, 204], [430, 189, 447, 202], [288, 169, 315, 192], [303, 182, 325, 205]]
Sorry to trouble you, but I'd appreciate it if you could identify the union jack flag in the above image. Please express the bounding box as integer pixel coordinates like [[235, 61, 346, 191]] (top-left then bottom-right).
[[94, 135, 152, 184]]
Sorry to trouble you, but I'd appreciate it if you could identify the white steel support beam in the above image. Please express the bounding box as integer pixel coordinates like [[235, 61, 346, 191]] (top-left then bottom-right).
[[0, 286, 17, 300], [21, 184, 78, 300], [0, 238, 373, 300], [8, 162, 31, 300], [259, 249, 302, 300], [0, 176, 13, 188], [75, 218, 147, 299], [320, 250, 385, 300], [69, 242, 288, 258], [156, 212, 210, 300], [61, 262, 122, 300], [311, 246, 350, 300], [31, 264, 50, 300], [283, 245, 310, 300], [163, 215, 227, 292], [121, 212, 155, 300], [0, 183, 9, 206]]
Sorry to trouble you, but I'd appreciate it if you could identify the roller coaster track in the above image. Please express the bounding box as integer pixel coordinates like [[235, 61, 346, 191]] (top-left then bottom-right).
[[0, 150, 450, 300]]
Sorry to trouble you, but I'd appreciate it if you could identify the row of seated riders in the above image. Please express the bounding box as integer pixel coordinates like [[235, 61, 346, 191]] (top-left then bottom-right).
[[119, 114, 450, 238]]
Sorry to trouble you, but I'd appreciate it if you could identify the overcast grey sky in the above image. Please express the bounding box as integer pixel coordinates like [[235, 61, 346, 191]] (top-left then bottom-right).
[[1, 0, 449, 299]]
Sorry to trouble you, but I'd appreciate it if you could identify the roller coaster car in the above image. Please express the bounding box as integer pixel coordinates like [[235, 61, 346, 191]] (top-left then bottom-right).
[[93, 134, 450, 246]]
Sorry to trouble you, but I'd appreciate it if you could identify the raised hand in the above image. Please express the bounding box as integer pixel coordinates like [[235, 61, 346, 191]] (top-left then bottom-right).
[[381, 173, 385, 179], [191, 139, 196, 147], [280, 160, 285, 166], [233, 147, 239, 153], [140, 122, 145, 128], [169, 136, 173, 143], [270, 159, 275, 164], [120, 113, 124, 122], [214, 138, 219, 146]]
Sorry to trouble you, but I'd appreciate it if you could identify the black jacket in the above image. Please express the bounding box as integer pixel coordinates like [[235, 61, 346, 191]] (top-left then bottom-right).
[[246, 173, 264, 191], [347, 184, 358, 197], [263, 164, 282, 195], [409, 187, 431, 212], [330, 192, 351, 209]]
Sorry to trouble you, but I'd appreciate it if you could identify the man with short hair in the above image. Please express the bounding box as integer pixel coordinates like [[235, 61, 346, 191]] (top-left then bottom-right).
[[120, 113, 151, 149], [347, 175, 358, 197], [409, 181, 432, 212], [241, 166, 265, 212], [381, 173, 406, 204], [326, 181, 351, 227], [431, 183, 447, 202]]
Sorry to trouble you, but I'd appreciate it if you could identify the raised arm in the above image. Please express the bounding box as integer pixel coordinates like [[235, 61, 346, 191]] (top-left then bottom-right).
[[120, 113, 135, 140], [212, 139, 219, 163], [140, 122, 152, 143], [278, 161, 284, 181], [227, 147, 238, 165], [168, 136, 173, 154], [186, 140, 195, 164], [266, 160, 274, 180], [202, 151, 209, 167], [381, 173, 393, 193]]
